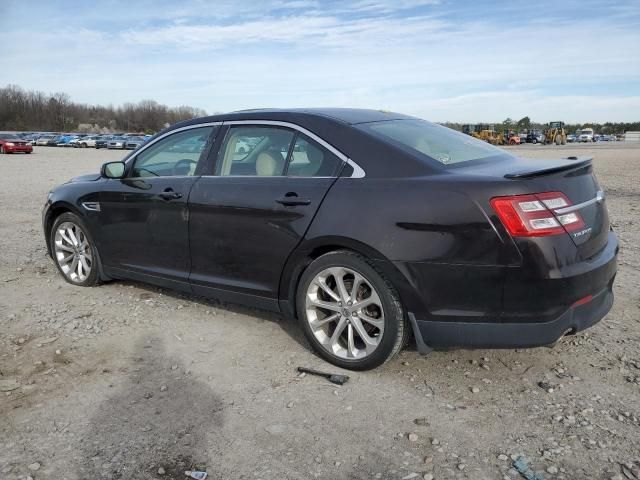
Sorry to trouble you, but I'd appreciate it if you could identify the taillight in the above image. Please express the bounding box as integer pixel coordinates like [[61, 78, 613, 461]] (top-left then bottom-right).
[[491, 191, 585, 237]]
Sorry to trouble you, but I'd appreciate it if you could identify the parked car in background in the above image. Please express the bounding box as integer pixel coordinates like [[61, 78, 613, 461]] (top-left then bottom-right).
[[36, 135, 56, 146], [95, 136, 113, 149], [526, 129, 544, 144], [75, 136, 101, 148], [0, 132, 33, 154], [64, 136, 82, 147], [567, 134, 577, 143], [124, 136, 146, 150], [47, 135, 63, 146], [55, 135, 74, 147], [107, 136, 128, 149]]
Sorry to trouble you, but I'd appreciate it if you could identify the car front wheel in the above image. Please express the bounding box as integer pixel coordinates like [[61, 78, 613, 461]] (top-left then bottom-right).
[[50, 213, 101, 287], [296, 250, 408, 370]]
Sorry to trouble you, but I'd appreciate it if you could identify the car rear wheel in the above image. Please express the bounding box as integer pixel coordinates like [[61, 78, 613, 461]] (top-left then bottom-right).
[[50, 213, 101, 287], [296, 250, 408, 370]]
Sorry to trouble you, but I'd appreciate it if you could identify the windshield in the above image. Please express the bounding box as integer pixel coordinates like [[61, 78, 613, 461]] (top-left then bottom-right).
[[0, 133, 21, 140], [358, 119, 513, 165]]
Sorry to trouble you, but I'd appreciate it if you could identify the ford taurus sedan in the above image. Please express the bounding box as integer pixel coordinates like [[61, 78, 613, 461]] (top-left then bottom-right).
[[42, 109, 618, 370]]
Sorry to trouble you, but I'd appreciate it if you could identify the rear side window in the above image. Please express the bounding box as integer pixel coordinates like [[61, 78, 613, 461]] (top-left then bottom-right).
[[359, 119, 514, 165], [216, 126, 343, 177], [217, 126, 295, 176], [287, 134, 342, 177]]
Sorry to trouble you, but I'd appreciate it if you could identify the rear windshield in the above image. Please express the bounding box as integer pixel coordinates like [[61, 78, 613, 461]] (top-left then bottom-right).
[[358, 119, 512, 165]]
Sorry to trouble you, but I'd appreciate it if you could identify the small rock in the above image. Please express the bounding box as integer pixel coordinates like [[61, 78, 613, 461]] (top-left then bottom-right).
[[0, 379, 20, 392], [160, 385, 167, 392], [28, 462, 41, 471], [158, 467, 166, 475], [414, 417, 429, 426], [315, 455, 322, 463], [264, 424, 286, 435], [471, 387, 480, 394], [286, 401, 294, 408], [457, 464, 466, 471], [402, 474, 419, 479], [431, 438, 440, 445], [547, 465, 558, 474], [334, 461, 342, 467], [408, 433, 419, 442], [423, 474, 434, 480], [171, 364, 178, 370], [55, 349, 62, 355], [498, 454, 508, 461]]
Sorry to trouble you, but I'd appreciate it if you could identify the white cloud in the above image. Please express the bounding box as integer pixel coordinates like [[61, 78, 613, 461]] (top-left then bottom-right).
[[1, 1, 638, 122]]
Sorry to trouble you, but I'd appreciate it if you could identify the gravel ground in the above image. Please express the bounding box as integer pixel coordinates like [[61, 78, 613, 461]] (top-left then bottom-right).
[[1, 143, 639, 480]]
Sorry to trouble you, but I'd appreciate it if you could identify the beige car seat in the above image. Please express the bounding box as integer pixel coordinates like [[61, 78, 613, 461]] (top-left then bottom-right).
[[256, 151, 285, 176]]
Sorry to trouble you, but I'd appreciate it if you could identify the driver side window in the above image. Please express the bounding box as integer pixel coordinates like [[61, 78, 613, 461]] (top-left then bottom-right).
[[131, 126, 216, 177]]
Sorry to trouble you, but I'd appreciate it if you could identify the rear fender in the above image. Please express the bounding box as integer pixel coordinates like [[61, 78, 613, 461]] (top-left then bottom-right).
[[278, 235, 426, 320]]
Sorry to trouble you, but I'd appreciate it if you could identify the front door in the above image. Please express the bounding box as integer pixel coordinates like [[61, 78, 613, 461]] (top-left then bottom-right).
[[98, 125, 218, 288], [188, 124, 344, 309]]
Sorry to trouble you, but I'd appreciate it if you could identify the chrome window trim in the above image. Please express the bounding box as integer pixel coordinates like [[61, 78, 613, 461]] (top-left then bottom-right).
[[124, 122, 223, 166], [224, 119, 366, 178], [554, 190, 604, 215]]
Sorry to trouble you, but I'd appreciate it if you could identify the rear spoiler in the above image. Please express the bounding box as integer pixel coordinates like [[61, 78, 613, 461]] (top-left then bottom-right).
[[504, 157, 592, 179]]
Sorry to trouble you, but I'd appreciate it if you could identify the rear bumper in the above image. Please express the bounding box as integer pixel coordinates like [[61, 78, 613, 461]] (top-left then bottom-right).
[[413, 283, 613, 349], [404, 230, 618, 350]]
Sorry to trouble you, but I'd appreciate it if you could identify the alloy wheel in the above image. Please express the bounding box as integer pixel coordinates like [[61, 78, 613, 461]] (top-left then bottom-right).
[[305, 266, 385, 360], [53, 222, 93, 283]]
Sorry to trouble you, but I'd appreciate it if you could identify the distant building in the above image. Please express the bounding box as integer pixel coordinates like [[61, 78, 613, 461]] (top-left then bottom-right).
[[625, 131, 640, 142]]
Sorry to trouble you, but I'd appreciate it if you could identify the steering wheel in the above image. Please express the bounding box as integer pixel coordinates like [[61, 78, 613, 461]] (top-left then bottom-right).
[[173, 158, 197, 176]]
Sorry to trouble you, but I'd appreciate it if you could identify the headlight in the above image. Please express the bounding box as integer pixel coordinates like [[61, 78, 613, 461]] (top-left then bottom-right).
[[5, 142, 14, 147]]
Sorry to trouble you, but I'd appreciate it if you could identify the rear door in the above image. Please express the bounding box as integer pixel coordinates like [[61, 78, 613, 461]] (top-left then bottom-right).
[[98, 124, 218, 288], [188, 122, 344, 309]]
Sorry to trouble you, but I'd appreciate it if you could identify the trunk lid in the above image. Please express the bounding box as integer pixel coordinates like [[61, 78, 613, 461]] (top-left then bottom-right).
[[457, 156, 609, 260]]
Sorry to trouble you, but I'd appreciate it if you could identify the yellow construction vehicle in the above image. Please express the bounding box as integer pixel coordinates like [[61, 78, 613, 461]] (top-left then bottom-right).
[[462, 124, 504, 145], [544, 121, 567, 145]]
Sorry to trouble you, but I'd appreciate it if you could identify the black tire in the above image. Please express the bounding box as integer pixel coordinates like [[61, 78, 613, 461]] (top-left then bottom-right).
[[532, 139, 537, 144], [50, 212, 101, 287], [296, 250, 408, 370]]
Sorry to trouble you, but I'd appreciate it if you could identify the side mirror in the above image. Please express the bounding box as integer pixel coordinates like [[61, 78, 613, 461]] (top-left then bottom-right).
[[101, 161, 126, 179]]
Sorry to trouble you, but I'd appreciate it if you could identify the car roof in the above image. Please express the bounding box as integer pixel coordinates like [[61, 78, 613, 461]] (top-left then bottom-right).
[[176, 108, 414, 128]]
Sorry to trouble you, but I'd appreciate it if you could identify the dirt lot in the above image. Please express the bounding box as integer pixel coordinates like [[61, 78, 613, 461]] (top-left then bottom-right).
[[1, 143, 639, 480]]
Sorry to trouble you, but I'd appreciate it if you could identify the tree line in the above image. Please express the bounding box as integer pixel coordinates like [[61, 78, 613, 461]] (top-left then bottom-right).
[[0, 84, 208, 134], [442, 116, 640, 134], [2, 84, 639, 135]]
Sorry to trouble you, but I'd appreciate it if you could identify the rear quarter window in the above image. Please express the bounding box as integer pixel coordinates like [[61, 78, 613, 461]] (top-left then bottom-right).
[[358, 119, 514, 165]]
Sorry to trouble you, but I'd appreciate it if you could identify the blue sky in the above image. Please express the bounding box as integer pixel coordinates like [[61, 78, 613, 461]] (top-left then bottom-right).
[[1, 0, 639, 122]]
